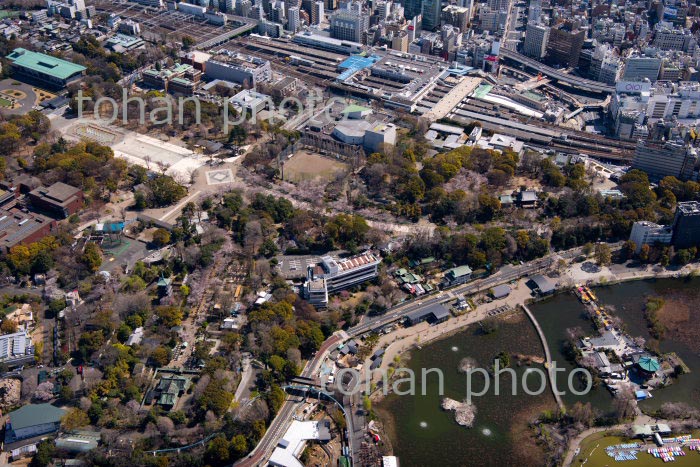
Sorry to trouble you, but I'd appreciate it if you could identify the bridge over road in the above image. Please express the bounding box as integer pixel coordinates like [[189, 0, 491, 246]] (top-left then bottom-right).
[[499, 48, 614, 94]]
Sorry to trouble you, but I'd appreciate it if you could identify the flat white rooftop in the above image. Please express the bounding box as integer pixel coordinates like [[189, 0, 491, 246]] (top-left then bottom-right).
[[269, 421, 330, 467]]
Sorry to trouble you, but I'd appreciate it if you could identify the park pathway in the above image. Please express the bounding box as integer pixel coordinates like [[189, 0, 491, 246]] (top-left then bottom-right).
[[521, 304, 565, 410]]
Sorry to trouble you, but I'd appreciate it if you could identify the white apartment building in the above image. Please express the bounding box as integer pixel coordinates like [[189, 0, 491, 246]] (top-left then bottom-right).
[[304, 253, 381, 307], [287, 6, 301, 32], [629, 221, 673, 252], [523, 22, 549, 58]]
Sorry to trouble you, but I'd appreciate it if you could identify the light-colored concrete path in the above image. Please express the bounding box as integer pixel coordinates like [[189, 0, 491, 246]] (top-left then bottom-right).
[[522, 303, 564, 410]]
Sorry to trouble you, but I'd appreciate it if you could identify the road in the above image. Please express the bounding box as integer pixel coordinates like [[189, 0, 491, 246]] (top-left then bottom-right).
[[235, 334, 342, 467], [498, 48, 614, 93], [234, 245, 598, 466]]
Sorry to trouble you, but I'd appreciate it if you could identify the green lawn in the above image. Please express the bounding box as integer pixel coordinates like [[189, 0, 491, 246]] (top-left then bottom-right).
[[0, 97, 12, 108], [572, 431, 700, 467]]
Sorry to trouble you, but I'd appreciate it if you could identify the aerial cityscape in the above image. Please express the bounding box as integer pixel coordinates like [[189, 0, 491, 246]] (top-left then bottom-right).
[[1, 0, 700, 466]]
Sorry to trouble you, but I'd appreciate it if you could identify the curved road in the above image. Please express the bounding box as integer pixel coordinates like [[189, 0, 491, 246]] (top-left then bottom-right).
[[235, 244, 622, 466]]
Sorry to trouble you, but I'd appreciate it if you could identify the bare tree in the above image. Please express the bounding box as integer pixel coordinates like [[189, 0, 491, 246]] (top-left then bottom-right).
[[156, 416, 175, 435]]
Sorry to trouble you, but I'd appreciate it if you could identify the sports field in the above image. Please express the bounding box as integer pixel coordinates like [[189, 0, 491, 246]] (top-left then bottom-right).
[[283, 151, 349, 183]]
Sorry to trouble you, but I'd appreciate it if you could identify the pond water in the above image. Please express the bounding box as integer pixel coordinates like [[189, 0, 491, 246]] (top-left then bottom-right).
[[377, 310, 556, 467]]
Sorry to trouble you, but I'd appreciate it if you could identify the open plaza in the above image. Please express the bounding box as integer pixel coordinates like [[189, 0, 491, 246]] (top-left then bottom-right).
[[62, 120, 206, 182]]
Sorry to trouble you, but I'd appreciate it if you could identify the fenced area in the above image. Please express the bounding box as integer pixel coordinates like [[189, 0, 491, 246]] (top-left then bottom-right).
[[72, 123, 122, 145], [282, 150, 350, 183]]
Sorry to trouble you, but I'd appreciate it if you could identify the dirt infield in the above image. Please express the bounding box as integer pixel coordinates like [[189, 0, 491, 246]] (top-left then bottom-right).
[[282, 150, 349, 183]]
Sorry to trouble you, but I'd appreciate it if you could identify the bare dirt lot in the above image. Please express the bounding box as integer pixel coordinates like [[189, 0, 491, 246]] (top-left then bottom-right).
[[283, 151, 349, 183]]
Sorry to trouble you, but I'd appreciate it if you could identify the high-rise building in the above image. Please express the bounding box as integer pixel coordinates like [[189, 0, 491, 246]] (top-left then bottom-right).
[[623, 55, 662, 82], [236, 0, 252, 16], [523, 22, 549, 58], [404, 0, 421, 21], [377, 0, 391, 20], [288, 6, 301, 30], [458, 0, 474, 21], [588, 45, 622, 85], [392, 30, 409, 51], [442, 5, 470, 32], [632, 139, 697, 182], [258, 19, 284, 37], [629, 221, 673, 252], [546, 22, 585, 67], [408, 14, 421, 40], [270, 1, 286, 23], [672, 201, 700, 249], [251, 2, 265, 19], [479, 5, 507, 33], [421, 0, 442, 30], [330, 8, 368, 42], [527, 0, 541, 23], [312, 0, 324, 24]]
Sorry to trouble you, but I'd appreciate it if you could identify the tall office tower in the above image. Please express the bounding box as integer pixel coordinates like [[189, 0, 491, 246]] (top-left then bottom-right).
[[283, 0, 299, 17], [288, 6, 301, 30], [442, 5, 470, 33], [523, 22, 549, 58], [251, 1, 265, 19], [460, 0, 474, 22], [408, 13, 421, 40], [377, 0, 391, 20], [330, 8, 368, 41], [421, 0, 442, 30], [270, 1, 286, 23], [546, 21, 585, 67], [223, 0, 234, 12], [236, 0, 253, 16], [302, 0, 311, 15], [404, 0, 421, 21], [311, 0, 324, 23], [672, 201, 700, 249], [325, 0, 337, 10], [528, 0, 541, 23], [632, 139, 697, 182]]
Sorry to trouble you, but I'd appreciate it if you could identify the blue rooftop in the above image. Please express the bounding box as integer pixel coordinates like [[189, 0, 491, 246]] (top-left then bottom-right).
[[338, 54, 379, 71]]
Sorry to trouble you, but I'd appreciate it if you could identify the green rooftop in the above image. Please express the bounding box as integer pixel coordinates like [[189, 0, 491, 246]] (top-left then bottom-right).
[[638, 356, 660, 373], [342, 104, 371, 114], [7, 48, 86, 80], [7, 403, 66, 431], [522, 90, 547, 102], [472, 84, 493, 99], [445, 265, 473, 278]]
